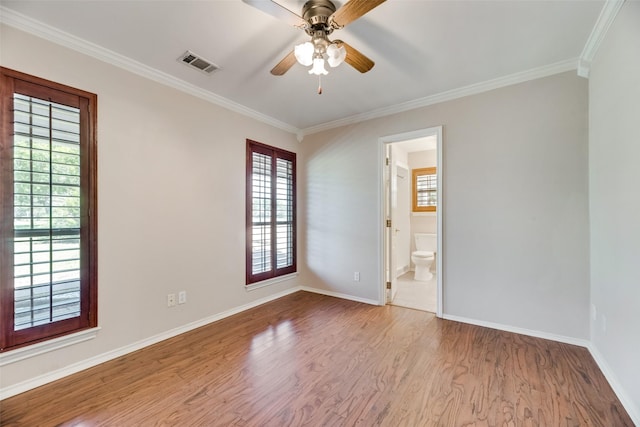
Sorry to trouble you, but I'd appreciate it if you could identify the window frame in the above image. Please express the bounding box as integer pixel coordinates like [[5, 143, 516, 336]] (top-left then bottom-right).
[[0, 67, 98, 352], [412, 166, 437, 212], [245, 139, 296, 285]]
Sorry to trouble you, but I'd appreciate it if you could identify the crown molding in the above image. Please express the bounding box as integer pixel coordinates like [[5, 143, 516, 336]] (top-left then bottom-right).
[[300, 58, 579, 137], [578, 0, 626, 78], [0, 6, 299, 135]]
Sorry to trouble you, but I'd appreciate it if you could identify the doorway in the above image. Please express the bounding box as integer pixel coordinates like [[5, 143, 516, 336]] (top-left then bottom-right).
[[380, 127, 443, 317]]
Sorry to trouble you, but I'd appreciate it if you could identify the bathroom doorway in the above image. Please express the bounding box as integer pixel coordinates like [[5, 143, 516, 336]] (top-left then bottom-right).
[[380, 127, 443, 316]]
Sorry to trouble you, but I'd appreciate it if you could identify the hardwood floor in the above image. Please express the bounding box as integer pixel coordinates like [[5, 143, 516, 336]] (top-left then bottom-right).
[[1, 291, 633, 426]]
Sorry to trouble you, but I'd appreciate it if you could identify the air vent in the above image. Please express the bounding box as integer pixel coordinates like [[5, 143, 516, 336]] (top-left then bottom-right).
[[178, 50, 219, 74]]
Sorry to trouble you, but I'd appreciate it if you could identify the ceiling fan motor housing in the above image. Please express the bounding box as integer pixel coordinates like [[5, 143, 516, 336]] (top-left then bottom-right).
[[303, 0, 337, 30]]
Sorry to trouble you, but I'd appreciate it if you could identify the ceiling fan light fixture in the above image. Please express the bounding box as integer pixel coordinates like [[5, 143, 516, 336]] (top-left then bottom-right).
[[309, 57, 328, 75], [294, 41, 314, 66], [248, 0, 384, 78], [326, 43, 346, 67]]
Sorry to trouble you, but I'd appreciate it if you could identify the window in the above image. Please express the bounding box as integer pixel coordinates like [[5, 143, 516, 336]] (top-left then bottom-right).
[[0, 67, 97, 352], [412, 167, 437, 212], [246, 140, 296, 285]]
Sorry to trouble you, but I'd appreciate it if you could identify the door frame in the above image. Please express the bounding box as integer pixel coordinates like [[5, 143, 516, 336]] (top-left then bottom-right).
[[378, 126, 444, 317]]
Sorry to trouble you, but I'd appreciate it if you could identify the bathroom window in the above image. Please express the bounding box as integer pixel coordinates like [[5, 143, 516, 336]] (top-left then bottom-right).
[[412, 167, 437, 212], [0, 67, 98, 352], [246, 140, 296, 285]]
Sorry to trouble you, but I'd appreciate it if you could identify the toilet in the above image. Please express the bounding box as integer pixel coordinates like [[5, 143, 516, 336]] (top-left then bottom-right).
[[411, 233, 436, 281]]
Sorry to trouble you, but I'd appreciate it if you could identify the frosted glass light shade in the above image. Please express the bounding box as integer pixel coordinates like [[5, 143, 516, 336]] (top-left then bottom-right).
[[309, 58, 328, 75], [326, 43, 346, 68], [294, 42, 314, 66]]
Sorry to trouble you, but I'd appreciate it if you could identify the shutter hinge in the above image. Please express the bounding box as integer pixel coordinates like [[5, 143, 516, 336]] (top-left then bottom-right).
[[386, 157, 389, 166], [386, 219, 391, 228], [386, 281, 391, 289]]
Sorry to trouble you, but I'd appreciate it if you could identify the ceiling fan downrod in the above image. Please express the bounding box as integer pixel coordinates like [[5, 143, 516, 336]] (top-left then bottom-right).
[[302, 0, 337, 34]]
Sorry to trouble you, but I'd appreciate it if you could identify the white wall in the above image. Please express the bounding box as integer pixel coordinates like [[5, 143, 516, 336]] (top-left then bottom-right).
[[0, 25, 301, 391], [391, 145, 411, 274], [588, 1, 640, 420], [409, 150, 437, 251], [300, 71, 590, 339]]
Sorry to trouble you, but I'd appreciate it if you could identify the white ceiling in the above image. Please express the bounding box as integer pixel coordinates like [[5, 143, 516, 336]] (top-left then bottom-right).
[[1, 0, 604, 133]]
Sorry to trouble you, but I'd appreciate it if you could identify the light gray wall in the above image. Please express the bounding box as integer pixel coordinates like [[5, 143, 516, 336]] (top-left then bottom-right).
[[300, 71, 590, 339], [589, 1, 640, 419], [0, 25, 301, 390]]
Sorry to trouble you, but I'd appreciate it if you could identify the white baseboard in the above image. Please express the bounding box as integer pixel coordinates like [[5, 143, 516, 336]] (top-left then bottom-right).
[[0, 286, 302, 400], [442, 314, 590, 348], [587, 343, 640, 425], [396, 264, 410, 277], [300, 286, 382, 306]]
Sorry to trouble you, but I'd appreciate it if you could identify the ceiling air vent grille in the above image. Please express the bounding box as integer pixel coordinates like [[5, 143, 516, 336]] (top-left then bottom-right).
[[178, 50, 219, 74]]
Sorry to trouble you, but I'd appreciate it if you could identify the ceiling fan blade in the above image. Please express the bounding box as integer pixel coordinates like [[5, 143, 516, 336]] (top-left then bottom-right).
[[330, 0, 386, 28], [271, 50, 297, 75], [242, 0, 307, 29], [336, 41, 374, 73]]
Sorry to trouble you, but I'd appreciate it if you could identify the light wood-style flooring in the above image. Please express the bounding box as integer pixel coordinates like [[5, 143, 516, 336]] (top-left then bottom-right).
[[1, 291, 633, 426]]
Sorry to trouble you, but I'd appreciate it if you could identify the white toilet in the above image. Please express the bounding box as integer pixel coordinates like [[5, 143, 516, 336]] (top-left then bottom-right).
[[411, 233, 436, 281]]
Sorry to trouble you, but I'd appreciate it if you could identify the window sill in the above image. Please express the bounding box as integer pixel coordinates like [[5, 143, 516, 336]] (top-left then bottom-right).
[[0, 327, 101, 366], [246, 272, 298, 292]]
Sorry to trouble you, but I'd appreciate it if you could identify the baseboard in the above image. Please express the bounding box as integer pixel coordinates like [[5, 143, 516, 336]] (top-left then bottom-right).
[[442, 314, 590, 348], [0, 286, 302, 400], [587, 343, 640, 425], [300, 286, 382, 306], [396, 264, 410, 277]]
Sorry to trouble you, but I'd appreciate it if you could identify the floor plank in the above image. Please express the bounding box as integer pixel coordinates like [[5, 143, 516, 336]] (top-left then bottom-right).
[[0, 291, 633, 426]]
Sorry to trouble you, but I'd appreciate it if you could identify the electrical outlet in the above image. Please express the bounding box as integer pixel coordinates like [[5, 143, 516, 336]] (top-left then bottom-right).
[[167, 293, 176, 307], [354, 272, 360, 281], [178, 291, 187, 304]]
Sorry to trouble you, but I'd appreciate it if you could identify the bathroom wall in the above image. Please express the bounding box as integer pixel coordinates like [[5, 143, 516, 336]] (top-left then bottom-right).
[[409, 150, 437, 255]]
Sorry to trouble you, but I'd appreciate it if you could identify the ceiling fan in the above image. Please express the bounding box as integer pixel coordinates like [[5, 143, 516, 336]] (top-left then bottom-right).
[[243, 0, 386, 77]]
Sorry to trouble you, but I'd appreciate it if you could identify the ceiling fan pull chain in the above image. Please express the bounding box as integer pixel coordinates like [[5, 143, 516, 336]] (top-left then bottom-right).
[[318, 75, 323, 95]]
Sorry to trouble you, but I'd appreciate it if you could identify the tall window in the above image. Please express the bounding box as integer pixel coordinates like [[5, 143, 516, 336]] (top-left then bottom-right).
[[246, 140, 296, 284], [412, 167, 437, 212], [1, 67, 97, 351]]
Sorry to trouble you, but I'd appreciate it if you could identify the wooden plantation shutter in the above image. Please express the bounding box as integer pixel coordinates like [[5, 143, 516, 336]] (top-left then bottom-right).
[[0, 67, 97, 351], [246, 140, 296, 284]]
